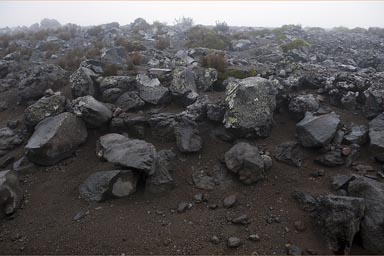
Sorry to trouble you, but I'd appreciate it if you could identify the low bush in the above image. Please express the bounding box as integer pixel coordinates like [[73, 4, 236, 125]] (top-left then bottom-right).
[[57, 48, 84, 71], [186, 26, 230, 50], [155, 36, 170, 50], [201, 52, 227, 72], [280, 39, 310, 52], [115, 37, 146, 52]]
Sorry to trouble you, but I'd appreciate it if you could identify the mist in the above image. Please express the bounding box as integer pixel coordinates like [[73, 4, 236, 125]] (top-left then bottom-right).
[[1, 1, 384, 29]]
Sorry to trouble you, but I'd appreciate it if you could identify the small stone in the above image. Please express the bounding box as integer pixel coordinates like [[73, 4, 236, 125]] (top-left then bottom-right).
[[294, 221, 306, 232], [227, 237, 241, 248], [223, 194, 237, 208], [311, 169, 325, 177], [73, 210, 89, 221], [286, 244, 304, 255], [248, 234, 260, 241], [177, 202, 191, 213], [193, 194, 203, 203], [210, 235, 220, 244], [232, 214, 251, 225], [208, 204, 218, 210]]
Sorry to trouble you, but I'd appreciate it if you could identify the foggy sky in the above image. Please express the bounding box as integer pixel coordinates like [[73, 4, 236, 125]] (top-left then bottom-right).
[[0, 1, 383, 29]]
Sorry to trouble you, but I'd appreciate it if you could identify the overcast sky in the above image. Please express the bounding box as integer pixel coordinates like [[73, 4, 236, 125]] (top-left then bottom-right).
[[0, 1, 383, 29]]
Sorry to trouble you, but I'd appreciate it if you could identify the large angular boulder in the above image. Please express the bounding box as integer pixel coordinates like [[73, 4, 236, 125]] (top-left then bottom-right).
[[193, 67, 218, 92], [79, 170, 138, 202], [315, 195, 365, 254], [348, 177, 384, 254], [115, 91, 145, 112], [97, 134, 157, 175], [363, 89, 384, 119], [25, 112, 88, 165], [70, 67, 99, 99], [0, 170, 23, 217], [288, 94, 319, 120], [223, 77, 277, 138], [174, 116, 202, 153], [169, 66, 197, 96], [69, 95, 112, 128], [344, 124, 368, 145], [368, 113, 384, 162], [18, 64, 68, 103], [24, 94, 66, 129], [146, 150, 176, 193], [296, 112, 340, 147], [225, 142, 267, 184], [99, 76, 137, 103], [274, 141, 303, 167], [136, 74, 170, 105]]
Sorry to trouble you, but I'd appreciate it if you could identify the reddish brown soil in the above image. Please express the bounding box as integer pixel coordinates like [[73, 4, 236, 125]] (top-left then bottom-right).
[[0, 88, 376, 255]]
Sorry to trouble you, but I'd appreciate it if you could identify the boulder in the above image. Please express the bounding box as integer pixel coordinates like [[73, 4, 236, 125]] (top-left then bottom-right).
[[136, 74, 170, 105], [288, 94, 319, 120], [97, 134, 157, 175], [206, 103, 225, 123], [193, 67, 218, 92], [225, 142, 267, 184], [101, 47, 127, 65], [0, 127, 24, 151], [174, 116, 202, 153], [24, 94, 66, 129], [148, 113, 177, 142], [368, 113, 384, 162], [115, 91, 145, 112], [79, 170, 138, 202], [363, 89, 384, 119], [224, 77, 277, 138], [99, 76, 137, 103], [315, 149, 345, 167], [25, 112, 88, 165], [69, 95, 112, 127], [296, 112, 340, 148], [169, 66, 197, 96], [70, 67, 99, 99], [146, 150, 176, 193], [274, 141, 303, 167], [348, 177, 384, 253], [18, 64, 68, 103], [344, 124, 368, 145], [315, 195, 365, 254], [0, 170, 23, 217]]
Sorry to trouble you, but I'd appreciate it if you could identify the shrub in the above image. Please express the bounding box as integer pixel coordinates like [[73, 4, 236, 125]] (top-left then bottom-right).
[[85, 46, 101, 59], [332, 26, 350, 33], [174, 16, 194, 29], [186, 26, 230, 50], [214, 21, 229, 33], [43, 42, 60, 58], [104, 64, 119, 76], [201, 52, 227, 72], [57, 31, 71, 41], [115, 37, 146, 52], [57, 48, 84, 71], [155, 36, 170, 50], [217, 68, 257, 81], [130, 52, 143, 65], [280, 39, 310, 52], [87, 25, 102, 37]]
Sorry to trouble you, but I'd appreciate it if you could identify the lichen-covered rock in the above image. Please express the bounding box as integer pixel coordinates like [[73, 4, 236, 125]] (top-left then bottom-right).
[[193, 67, 218, 92], [79, 170, 138, 202], [24, 94, 66, 129], [69, 95, 112, 127], [225, 142, 267, 184], [169, 66, 197, 96], [288, 94, 319, 120], [223, 77, 277, 138], [25, 112, 88, 165], [0, 170, 23, 217], [296, 112, 340, 148], [70, 67, 99, 99]]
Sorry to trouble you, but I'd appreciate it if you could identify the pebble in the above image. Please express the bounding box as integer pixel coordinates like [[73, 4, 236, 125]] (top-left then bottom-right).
[[177, 202, 192, 213], [310, 169, 325, 177], [227, 237, 241, 248], [248, 234, 260, 241], [294, 221, 306, 232], [223, 194, 237, 208], [208, 204, 218, 210], [231, 214, 251, 225], [73, 210, 89, 221], [210, 235, 220, 244]]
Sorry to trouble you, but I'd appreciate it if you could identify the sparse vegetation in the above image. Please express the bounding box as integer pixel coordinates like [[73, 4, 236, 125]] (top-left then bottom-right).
[[214, 21, 229, 33], [280, 39, 310, 52], [130, 52, 143, 66], [155, 36, 170, 50], [115, 37, 146, 52], [57, 48, 84, 71], [104, 63, 119, 76], [186, 26, 230, 50], [201, 52, 227, 72], [43, 42, 60, 58], [174, 16, 194, 29]]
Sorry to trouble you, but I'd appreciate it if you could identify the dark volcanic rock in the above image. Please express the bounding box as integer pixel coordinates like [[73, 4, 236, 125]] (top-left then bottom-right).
[[368, 113, 384, 162], [344, 124, 369, 145], [274, 141, 303, 167], [315, 195, 365, 254], [97, 133, 157, 175], [70, 67, 100, 99], [69, 95, 112, 127], [0, 170, 23, 217], [25, 112, 88, 165], [223, 77, 277, 138], [288, 94, 319, 120], [296, 112, 340, 148], [315, 149, 345, 167], [225, 142, 266, 184], [115, 91, 145, 112], [137, 74, 170, 105], [24, 94, 66, 129], [146, 150, 176, 193], [348, 177, 384, 253], [0, 127, 24, 151], [79, 170, 138, 202], [174, 116, 202, 153]]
